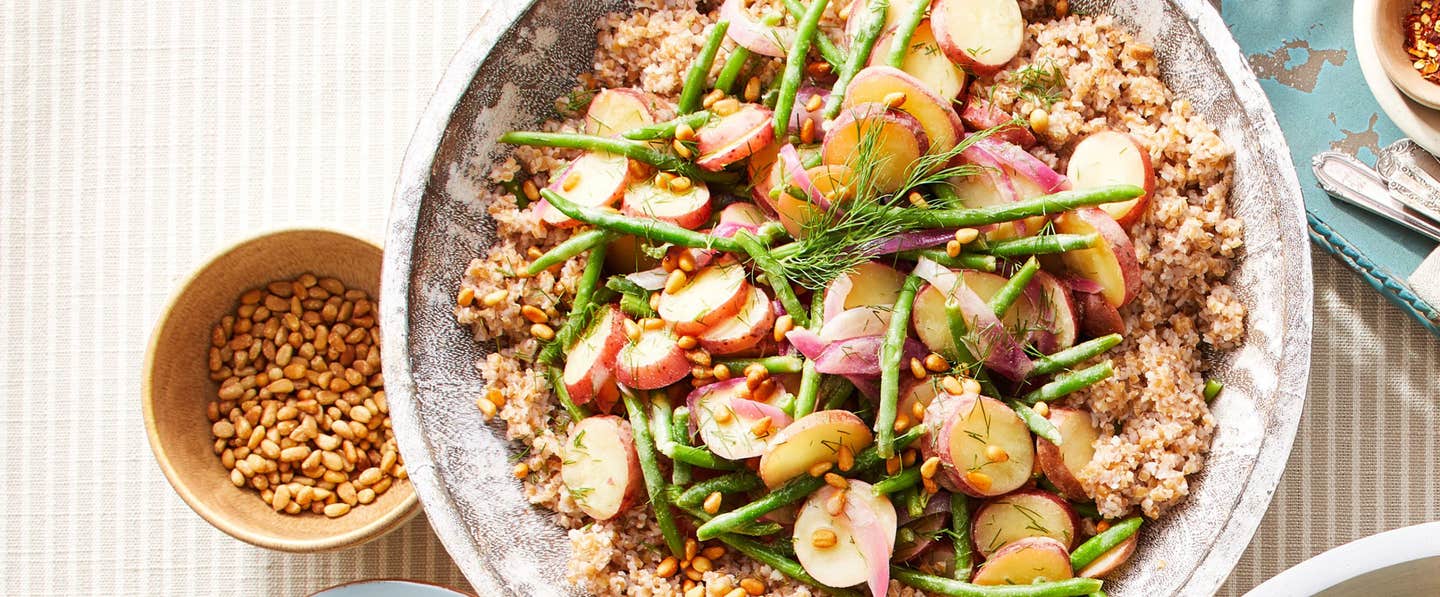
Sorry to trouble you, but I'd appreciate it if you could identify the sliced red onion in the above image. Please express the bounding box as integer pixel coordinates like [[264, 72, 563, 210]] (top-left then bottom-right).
[[976, 138, 1069, 193], [730, 396, 793, 429], [684, 379, 742, 435], [912, 257, 1033, 381], [813, 335, 927, 376], [818, 307, 892, 343], [626, 267, 669, 290], [1064, 275, 1104, 295], [823, 274, 854, 323], [784, 328, 826, 360], [958, 141, 1022, 210], [778, 144, 831, 211], [846, 375, 880, 400], [842, 484, 895, 597], [721, 0, 794, 57], [866, 228, 960, 255]]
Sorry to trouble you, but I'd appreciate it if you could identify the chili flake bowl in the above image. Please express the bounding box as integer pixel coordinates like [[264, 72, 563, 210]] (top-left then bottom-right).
[[142, 228, 418, 552], [1371, 0, 1440, 110]]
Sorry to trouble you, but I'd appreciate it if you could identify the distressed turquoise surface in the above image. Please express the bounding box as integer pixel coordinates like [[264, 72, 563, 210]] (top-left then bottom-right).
[[1222, 0, 1439, 334]]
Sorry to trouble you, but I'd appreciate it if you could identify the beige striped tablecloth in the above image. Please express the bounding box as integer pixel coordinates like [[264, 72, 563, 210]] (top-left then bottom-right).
[[1, 2, 1436, 595]]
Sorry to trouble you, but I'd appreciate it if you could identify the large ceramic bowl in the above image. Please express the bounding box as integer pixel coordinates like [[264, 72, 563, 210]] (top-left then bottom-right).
[[381, 1, 1313, 595]]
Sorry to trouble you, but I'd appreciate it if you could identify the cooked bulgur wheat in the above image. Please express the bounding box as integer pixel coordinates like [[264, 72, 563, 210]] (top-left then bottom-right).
[[454, 1, 1245, 594]]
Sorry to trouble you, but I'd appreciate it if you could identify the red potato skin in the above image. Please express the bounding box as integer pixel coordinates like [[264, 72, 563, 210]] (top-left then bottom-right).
[[564, 416, 644, 520], [844, 66, 964, 155], [970, 490, 1081, 557], [1077, 291, 1126, 339], [1027, 271, 1080, 352], [562, 306, 628, 405], [1058, 208, 1142, 308], [620, 180, 713, 230], [972, 536, 1074, 586], [931, 0, 1025, 76], [658, 269, 751, 335], [823, 103, 930, 193], [613, 329, 691, 390], [961, 98, 1036, 148], [698, 287, 776, 355], [540, 153, 630, 228], [583, 88, 660, 137], [696, 104, 776, 172], [1078, 534, 1138, 578], [918, 391, 976, 493], [1035, 407, 1093, 501], [1065, 131, 1156, 228]]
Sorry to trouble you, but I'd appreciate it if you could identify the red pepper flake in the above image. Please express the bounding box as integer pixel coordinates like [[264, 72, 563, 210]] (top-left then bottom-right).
[[1406, 0, 1440, 82]]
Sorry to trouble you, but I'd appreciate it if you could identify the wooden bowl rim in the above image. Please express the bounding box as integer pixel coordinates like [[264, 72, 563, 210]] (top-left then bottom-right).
[[141, 227, 419, 553], [1374, 0, 1440, 110]]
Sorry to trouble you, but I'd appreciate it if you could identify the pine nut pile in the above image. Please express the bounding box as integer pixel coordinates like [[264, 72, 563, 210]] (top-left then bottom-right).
[[205, 273, 404, 517]]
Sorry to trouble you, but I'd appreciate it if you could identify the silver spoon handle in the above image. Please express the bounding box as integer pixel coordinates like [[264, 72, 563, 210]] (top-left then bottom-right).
[[1312, 151, 1440, 243]]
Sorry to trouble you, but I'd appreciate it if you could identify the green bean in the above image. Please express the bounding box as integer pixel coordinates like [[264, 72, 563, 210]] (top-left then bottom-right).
[[942, 299, 1005, 398], [715, 355, 806, 374], [669, 406, 693, 485], [538, 241, 610, 364], [546, 365, 588, 422], [1089, 591, 1109, 597], [1204, 378, 1224, 401], [984, 233, 1100, 258], [988, 257, 1039, 319], [499, 131, 737, 184], [679, 21, 731, 113], [793, 290, 826, 418], [781, 0, 845, 71], [892, 567, 1103, 597], [774, 0, 830, 135], [735, 231, 809, 327], [755, 220, 790, 246], [715, 47, 752, 95], [696, 426, 924, 540], [1071, 501, 1100, 520], [1020, 361, 1114, 405], [871, 466, 921, 495], [893, 185, 1144, 229], [1009, 399, 1062, 445], [951, 493, 974, 581], [621, 111, 713, 141], [718, 535, 864, 597], [1029, 334, 1122, 377], [676, 472, 765, 507], [905, 484, 931, 518], [540, 189, 744, 252], [823, 0, 890, 119], [669, 493, 785, 536], [651, 396, 721, 484], [1071, 516, 1143, 570], [894, 249, 998, 272], [620, 388, 684, 557], [761, 87, 781, 109], [607, 275, 659, 318], [885, 0, 929, 68], [931, 182, 965, 209], [662, 438, 742, 470], [523, 229, 616, 277], [820, 376, 855, 410], [877, 274, 922, 458]]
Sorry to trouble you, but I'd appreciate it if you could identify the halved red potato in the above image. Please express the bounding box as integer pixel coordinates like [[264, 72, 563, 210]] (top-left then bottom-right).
[[971, 490, 1080, 557], [921, 392, 1035, 497], [1077, 291, 1126, 338], [844, 66, 964, 155], [1036, 408, 1100, 501], [961, 98, 1035, 147], [1028, 271, 1080, 352], [541, 151, 631, 227], [561, 415, 643, 520], [822, 103, 929, 193], [699, 286, 776, 355], [972, 536, 1074, 586], [844, 0, 920, 40], [759, 410, 874, 487], [932, 0, 1026, 76], [562, 306, 628, 405], [871, 21, 969, 101], [1055, 208, 1141, 308], [794, 481, 897, 596], [621, 177, 712, 229], [718, 201, 770, 229], [818, 306, 893, 343], [583, 88, 659, 137], [689, 378, 793, 459], [946, 164, 1050, 241], [1066, 131, 1155, 228], [1078, 534, 1138, 578], [774, 163, 855, 237], [613, 327, 690, 389], [657, 263, 750, 335], [696, 103, 776, 172], [897, 377, 943, 427], [824, 260, 909, 320], [911, 270, 1040, 358]]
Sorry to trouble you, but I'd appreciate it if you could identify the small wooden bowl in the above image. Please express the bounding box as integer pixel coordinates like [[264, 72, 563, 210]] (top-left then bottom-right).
[[1374, 0, 1440, 110], [142, 229, 418, 552]]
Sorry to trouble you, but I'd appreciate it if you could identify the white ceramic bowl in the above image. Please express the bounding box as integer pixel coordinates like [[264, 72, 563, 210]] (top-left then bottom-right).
[[1245, 522, 1440, 596]]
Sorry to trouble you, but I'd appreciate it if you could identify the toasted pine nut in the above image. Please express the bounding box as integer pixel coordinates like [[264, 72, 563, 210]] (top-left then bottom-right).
[[883, 91, 908, 109], [526, 246, 545, 261], [675, 123, 697, 142], [772, 315, 795, 343], [324, 502, 351, 518], [1029, 109, 1050, 133], [668, 176, 694, 194], [702, 545, 726, 560], [750, 416, 773, 438], [744, 364, 768, 388], [965, 471, 994, 492], [657, 556, 679, 578], [673, 139, 694, 159], [457, 287, 475, 307], [677, 335, 698, 350], [482, 289, 508, 307], [825, 489, 846, 516], [909, 357, 927, 379], [1055, 0, 1069, 17], [922, 476, 939, 494], [954, 227, 981, 244], [893, 414, 911, 432], [624, 319, 642, 342], [642, 317, 666, 331], [800, 118, 817, 144], [530, 323, 555, 341], [512, 462, 530, 479], [656, 171, 676, 189], [649, 292, 662, 311], [712, 363, 732, 381], [685, 538, 700, 561], [808, 461, 834, 477], [911, 400, 926, 420], [521, 305, 549, 324], [1096, 520, 1111, 533], [886, 456, 902, 476], [664, 269, 688, 294], [713, 407, 732, 424], [985, 444, 1009, 462], [945, 240, 962, 258], [838, 444, 855, 472], [713, 98, 740, 116], [941, 375, 965, 395], [692, 365, 714, 380], [521, 180, 540, 201], [692, 555, 713, 573], [562, 172, 581, 192], [744, 77, 762, 102], [676, 251, 697, 272], [824, 472, 849, 489], [908, 191, 929, 208], [921, 456, 941, 479], [903, 448, 918, 467], [740, 578, 766, 596], [702, 89, 726, 109], [1034, 401, 1051, 417], [924, 353, 948, 372], [811, 528, 839, 548], [962, 377, 982, 395], [703, 491, 724, 514], [806, 62, 832, 76]]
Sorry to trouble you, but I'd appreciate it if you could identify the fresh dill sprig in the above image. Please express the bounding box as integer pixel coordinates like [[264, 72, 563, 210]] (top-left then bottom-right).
[[1015, 59, 1066, 108]]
